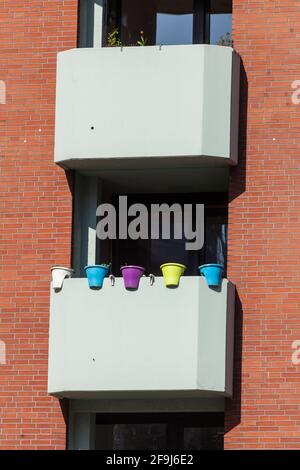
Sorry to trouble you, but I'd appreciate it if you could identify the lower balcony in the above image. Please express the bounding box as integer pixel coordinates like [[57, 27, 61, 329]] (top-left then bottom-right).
[[48, 277, 235, 398]]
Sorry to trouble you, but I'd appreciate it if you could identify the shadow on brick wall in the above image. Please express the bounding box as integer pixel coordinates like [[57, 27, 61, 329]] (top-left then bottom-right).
[[225, 60, 248, 434], [225, 290, 244, 433], [229, 60, 248, 200], [59, 398, 69, 448], [66, 169, 76, 269]]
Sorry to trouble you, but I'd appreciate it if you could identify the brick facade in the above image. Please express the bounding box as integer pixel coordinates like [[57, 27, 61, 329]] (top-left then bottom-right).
[[225, 0, 300, 449], [1, 0, 299, 450], [0, 1, 78, 449]]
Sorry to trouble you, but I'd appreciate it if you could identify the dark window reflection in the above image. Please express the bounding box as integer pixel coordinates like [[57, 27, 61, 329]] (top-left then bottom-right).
[[109, 193, 228, 276], [95, 413, 224, 450], [103, 0, 232, 47], [184, 426, 223, 450], [119, 0, 195, 46], [204, 213, 228, 267], [115, 423, 167, 450]]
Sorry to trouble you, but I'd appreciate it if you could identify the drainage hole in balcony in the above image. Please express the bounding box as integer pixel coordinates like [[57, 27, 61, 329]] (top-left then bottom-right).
[[90, 126, 94, 130]]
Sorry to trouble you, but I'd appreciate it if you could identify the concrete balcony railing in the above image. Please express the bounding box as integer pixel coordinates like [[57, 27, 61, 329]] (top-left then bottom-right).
[[54, 45, 240, 170], [48, 277, 235, 398]]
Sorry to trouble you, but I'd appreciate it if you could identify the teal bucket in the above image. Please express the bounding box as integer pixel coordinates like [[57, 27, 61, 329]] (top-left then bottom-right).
[[84, 265, 109, 288], [198, 264, 224, 287]]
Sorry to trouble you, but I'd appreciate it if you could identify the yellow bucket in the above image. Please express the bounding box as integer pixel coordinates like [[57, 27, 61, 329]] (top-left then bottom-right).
[[160, 263, 186, 287]]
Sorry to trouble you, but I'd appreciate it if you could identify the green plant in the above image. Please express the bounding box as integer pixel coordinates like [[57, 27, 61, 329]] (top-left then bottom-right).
[[100, 262, 111, 268], [137, 31, 147, 46], [217, 32, 231, 47], [107, 29, 122, 47], [107, 28, 147, 47]]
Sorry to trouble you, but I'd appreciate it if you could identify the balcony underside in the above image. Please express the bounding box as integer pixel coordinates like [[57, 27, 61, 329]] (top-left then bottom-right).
[[48, 277, 235, 399]]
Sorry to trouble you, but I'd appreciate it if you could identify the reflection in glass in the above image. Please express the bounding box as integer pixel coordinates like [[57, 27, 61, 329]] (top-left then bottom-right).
[[95, 420, 224, 450], [119, 0, 195, 46], [205, 215, 228, 267], [156, 13, 193, 45], [96, 423, 167, 450], [210, 14, 232, 45], [209, 0, 232, 46], [184, 427, 224, 450], [110, 195, 228, 276], [81, 0, 233, 48]]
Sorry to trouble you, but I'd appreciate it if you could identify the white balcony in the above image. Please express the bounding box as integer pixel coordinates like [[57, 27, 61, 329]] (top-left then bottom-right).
[[48, 277, 235, 398], [54, 45, 240, 170]]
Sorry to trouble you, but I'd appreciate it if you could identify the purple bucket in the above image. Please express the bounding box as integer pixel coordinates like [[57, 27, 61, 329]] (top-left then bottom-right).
[[120, 265, 145, 290]]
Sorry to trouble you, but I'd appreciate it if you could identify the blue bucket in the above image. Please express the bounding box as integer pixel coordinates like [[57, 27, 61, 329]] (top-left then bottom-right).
[[198, 264, 224, 287], [84, 265, 110, 288]]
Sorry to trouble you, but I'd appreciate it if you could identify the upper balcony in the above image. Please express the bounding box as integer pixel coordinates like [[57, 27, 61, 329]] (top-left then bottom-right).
[[48, 277, 235, 399], [54, 45, 240, 170]]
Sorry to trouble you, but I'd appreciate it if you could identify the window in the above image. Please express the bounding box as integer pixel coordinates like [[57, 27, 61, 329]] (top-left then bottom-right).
[[95, 412, 224, 450], [98, 193, 228, 276], [102, 0, 232, 47], [209, 0, 232, 45], [105, 0, 200, 46]]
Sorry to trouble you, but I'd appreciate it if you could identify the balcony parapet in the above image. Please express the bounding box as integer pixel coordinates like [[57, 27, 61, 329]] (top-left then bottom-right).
[[54, 45, 240, 170], [48, 277, 235, 398]]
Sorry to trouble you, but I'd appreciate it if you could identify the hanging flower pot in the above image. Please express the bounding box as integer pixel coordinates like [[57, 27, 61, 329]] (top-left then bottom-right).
[[120, 265, 145, 290], [84, 264, 110, 289], [51, 266, 74, 290], [160, 263, 186, 288], [198, 264, 224, 287]]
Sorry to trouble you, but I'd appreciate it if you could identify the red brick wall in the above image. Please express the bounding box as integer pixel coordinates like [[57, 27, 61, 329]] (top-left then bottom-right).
[[225, 0, 300, 449], [0, 1, 78, 449], [1, 0, 300, 451]]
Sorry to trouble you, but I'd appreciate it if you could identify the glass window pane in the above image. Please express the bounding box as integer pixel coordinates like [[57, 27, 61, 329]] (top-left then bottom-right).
[[96, 423, 167, 450], [209, 0, 232, 46], [104, 0, 197, 47], [150, 238, 199, 275], [121, 0, 156, 46], [205, 215, 228, 268], [210, 13, 232, 45], [95, 413, 224, 450], [184, 427, 224, 450], [110, 195, 227, 276], [114, 423, 167, 450], [156, 13, 193, 45]]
